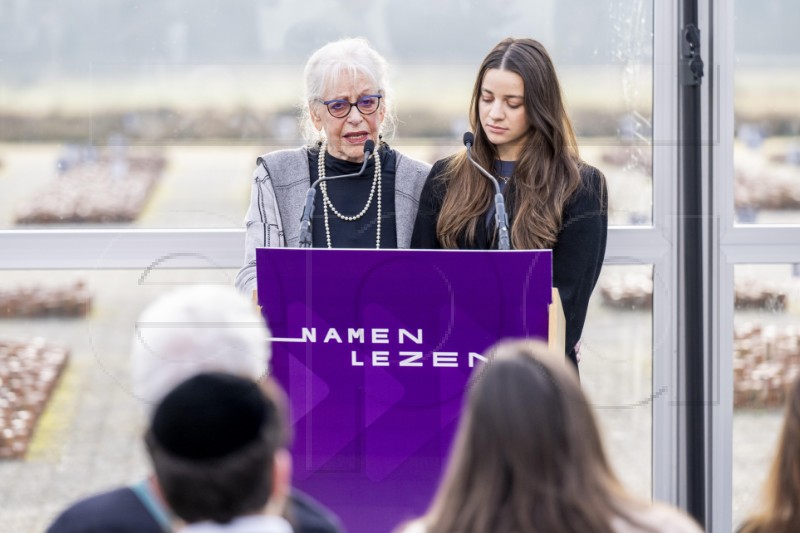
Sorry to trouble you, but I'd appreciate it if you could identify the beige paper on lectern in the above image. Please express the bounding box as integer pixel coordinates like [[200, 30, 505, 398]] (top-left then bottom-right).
[[548, 288, 566, 359]]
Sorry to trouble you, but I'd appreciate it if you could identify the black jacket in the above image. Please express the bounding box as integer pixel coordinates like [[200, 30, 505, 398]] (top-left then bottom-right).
[[410, 158, 608, 366], [47, 485, 345, 533]]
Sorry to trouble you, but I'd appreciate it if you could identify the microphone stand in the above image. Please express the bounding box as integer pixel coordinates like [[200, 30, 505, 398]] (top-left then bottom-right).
[[298, 141, 375, 248], [463, 136, 511, 250]]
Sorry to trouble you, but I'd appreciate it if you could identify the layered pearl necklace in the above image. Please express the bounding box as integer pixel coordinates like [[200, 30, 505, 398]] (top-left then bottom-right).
[[317, 139, 382, 249]]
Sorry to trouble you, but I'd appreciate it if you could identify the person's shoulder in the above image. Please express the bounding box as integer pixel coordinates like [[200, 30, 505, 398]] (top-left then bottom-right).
[[612, 502, 703, 533], [421, 155, 458, 183], [565, 161, 606, 212], [420, 157, 455, 195], [393, 518, 427, 533], [577, 161, 606, 190], [254, 146, 311, 187], [431, 156, 453, 173], [47, 487, 161, 533], [646, 503, 704, 532], [394, 149, 433, 174], [257, 146, 309, 167], [288, 489, 345, 533]]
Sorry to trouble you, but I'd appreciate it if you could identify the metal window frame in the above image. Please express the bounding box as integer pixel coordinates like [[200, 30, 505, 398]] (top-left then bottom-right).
[[0, 227, 678, 268], [651, 0, 682, 510], [711, 0, 800, 531], [0, 229, 243, 270]]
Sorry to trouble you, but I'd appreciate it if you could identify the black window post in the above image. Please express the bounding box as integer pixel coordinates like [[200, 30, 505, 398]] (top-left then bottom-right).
[[678, 0, 706, 527]]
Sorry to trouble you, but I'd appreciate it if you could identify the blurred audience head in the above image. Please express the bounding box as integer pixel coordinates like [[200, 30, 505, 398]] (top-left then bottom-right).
[[131, 285, 269, 412], [145, 372, 290, 525], [418, 340, 644, 533], [740, 376, 800, 533]]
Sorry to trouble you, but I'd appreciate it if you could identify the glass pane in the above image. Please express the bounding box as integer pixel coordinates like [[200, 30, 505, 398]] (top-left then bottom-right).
[[732, 264, 800, 527], [0, 0, 652, 229], [0, 264, 656, 530], [582, 264, 653, 497], [734, 1, 800, 224], [0, 269, 238, 530]]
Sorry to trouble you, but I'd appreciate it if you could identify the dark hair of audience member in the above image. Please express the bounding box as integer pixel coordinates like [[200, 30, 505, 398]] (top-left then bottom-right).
[[144, 374, 285, 525], [739, 377, 800, 533], [418, 340, 653, 533]]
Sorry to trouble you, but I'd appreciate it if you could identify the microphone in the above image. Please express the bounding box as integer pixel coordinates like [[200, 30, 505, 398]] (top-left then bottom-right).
[[298, 140, 376, 248], [462, 132, 511, 250]]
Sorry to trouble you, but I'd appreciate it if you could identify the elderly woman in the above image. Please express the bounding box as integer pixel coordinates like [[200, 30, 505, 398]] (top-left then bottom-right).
[[235, 38, 431, 297]]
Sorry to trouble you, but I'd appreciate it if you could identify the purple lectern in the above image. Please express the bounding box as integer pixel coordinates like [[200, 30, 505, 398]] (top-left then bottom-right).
[[256, 248, 553, 533]]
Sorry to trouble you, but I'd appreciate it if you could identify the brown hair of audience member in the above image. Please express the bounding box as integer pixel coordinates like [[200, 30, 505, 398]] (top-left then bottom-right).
[[739, 377, 800, 533], [418, 340, 651, 533]]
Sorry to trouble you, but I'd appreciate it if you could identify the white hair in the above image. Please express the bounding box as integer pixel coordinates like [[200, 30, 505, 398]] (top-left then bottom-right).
[[300, 37, 397, 143], [131, 285, 270, 412]]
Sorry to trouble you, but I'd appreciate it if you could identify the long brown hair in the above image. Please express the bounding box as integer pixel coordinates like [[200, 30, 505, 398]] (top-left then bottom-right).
[[437, 38, 583, 249], [420, 340, 651, 533], [740, 378, 800, 533]]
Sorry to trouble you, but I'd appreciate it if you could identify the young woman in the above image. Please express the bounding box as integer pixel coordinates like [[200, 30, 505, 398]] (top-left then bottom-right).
[[398, 340, 702, 533], [411, 38, 607, 368], [738, 377, 800, 533]]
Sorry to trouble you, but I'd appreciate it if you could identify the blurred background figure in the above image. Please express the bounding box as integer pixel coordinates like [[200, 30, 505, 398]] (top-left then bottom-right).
[[398, 340, 702, 533], [48, 285, 343, 533], [131, 284, 269, 411]]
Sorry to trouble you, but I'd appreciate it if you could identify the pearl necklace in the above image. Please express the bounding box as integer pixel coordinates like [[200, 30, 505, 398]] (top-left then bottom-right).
[[318, 140, 382, 249]]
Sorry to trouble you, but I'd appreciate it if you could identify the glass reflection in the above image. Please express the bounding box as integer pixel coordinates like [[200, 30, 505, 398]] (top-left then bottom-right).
[[0, 269, 238, 530], [733, 264, 800, 527], [581, 264, 654, 498], [0, 0, 653, 230], [734, 0, 800, 225]]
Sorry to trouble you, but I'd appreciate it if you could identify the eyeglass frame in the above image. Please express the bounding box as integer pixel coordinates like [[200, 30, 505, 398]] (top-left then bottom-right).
[[318, 94, 383, 118]]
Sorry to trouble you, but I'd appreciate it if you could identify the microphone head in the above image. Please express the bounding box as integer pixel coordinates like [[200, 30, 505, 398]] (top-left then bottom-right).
[[463, 132, 475, 147], [363, 139, 375, 155]]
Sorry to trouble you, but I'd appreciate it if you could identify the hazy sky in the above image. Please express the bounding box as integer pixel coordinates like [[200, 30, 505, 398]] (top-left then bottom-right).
[[1, 0, 654, 81]]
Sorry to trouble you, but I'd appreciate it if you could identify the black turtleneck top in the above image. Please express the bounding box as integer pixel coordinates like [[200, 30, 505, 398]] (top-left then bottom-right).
[[307, 145, 397, 249]]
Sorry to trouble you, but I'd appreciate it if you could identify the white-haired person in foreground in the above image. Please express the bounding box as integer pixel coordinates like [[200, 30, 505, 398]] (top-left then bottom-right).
[[235, 37, 431, 299], [48, 285, 343, 533], [397, 340, 702, 533]]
